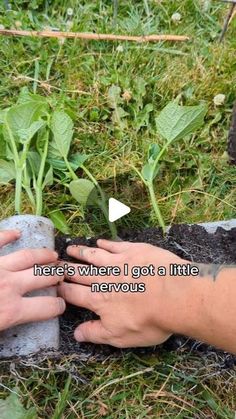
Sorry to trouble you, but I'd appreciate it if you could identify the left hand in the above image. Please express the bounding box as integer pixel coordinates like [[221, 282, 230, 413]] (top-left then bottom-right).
[[58, 239, 184, 348]]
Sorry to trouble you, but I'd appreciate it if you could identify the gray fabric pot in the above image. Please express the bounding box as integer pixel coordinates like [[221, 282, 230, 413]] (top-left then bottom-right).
[[0, 215, 59, 358]]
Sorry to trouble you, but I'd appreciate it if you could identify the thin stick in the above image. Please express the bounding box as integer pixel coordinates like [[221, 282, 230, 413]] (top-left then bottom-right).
[[219, 0, 236, 3], [219, 3, 236, 42], [0, 29, 190, 42]]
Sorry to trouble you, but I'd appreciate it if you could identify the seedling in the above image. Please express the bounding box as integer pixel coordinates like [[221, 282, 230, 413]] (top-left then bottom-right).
[[0, 88, 58, 357], [0, 88, 53, 216], [48, 111, 118, 239], [133, 99, 207, 230]]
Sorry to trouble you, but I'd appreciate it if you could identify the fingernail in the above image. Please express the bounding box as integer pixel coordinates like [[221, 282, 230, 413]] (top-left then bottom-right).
[[66, 245, 74, 252], [74, 328, 84, 342], [15, 229, 21, 237], [58, 298, 66, 313], [53, 251, 59, 259]]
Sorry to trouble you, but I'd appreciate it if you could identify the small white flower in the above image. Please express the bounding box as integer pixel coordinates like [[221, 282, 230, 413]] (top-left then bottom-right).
[[116, 45, 124, 53], [0, 24, 5, 30], [213, 94, 226, 106], [171, 12, 182, 23], [67, 8, 73, 17], [58, 37, 65, 45], [15, 20, 22, 28]]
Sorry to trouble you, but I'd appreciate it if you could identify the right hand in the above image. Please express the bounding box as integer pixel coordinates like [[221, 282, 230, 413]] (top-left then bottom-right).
[[0, 230, 65, 332]]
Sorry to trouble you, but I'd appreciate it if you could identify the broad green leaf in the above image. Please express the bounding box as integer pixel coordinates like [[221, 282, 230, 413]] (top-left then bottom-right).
[[48, 154, 89, 174], [156, 101, 207, 142], [36, 129, 49, 156], [6, 101, 46, 134], [148, 144, 160, 163], [141, 163, 153, 182], [50, 111, 73, 158], [107, 85, 121, 109], [49, 210, 70, 234], [17, 120, 45, 144], [5, 142, 15, 160], [0, 132, 7, 158], [17, 87, 46, 105], [27, 151, 41, 176], [0, 392, 36, 419], [47, 158, 67, 171], [141, 162, 159, 182], [42, 165, 53, 189], [0, 160, 15, 183], [70, 153, 90, 170], [69, 179, 98, 206]]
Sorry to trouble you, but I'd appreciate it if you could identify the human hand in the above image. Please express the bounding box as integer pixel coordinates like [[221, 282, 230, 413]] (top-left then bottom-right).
[[0, 230, 65, 332], [58, 239, 186, 348]]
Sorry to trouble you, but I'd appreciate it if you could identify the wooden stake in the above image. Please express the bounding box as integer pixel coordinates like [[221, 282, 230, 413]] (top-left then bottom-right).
[[0, 29, 190, 43]]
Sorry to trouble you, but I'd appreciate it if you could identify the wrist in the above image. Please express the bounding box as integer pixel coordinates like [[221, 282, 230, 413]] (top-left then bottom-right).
[[157, 259, 211, 337]]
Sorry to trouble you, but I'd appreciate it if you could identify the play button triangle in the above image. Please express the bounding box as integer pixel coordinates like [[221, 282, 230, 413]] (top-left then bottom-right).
[[108, 198, 131, 222]]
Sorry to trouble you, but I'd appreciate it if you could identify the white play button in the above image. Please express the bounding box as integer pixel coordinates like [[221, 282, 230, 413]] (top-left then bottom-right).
[[109, 198, 131, 222]]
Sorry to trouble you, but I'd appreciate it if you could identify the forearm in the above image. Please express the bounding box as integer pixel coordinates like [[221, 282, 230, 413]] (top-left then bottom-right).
[[160, 265, 236, 353]]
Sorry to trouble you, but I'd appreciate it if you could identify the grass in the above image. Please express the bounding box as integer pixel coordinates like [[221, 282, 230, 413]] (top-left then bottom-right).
[[0, 0, 236, 417]]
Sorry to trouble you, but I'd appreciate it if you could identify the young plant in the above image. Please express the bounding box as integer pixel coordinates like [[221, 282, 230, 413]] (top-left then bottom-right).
[[48, 111, 118, 239], [133, 100, 207, 230], [0, 89, 52, 215]]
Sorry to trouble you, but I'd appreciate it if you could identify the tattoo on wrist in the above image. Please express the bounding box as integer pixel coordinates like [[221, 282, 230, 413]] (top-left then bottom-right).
[[192, 263, 231, 281]]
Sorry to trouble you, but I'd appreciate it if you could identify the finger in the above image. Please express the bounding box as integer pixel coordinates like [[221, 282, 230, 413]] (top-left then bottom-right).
[[1, 248, 58, 271], [74, 320, 110, 344], [59, 261, 96, 285], [0, 230, 21, 247], [67, 245, 115, 267], [59, 261, 107, 285], [97, 239, 132, 254], [16, 268, 63, 295], [19, 296, 65, 324], [58, 282, 96, 311]]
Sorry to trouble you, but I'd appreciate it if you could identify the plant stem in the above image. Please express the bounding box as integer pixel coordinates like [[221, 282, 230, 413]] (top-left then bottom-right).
[[148, 182, 166, 231], [15, 167, 22, 214], [23, 166, 36, 208], [35, 187, 43, 216], [35, 135, 49, 216], [152, 140, 172, 175], [5, 120, 22, 213], [145, 140, 172, 230], [64, 156, 77, 180], [81, 165, 118, 239], [97, 199, 117, 240], [65, 159, 118, 238]]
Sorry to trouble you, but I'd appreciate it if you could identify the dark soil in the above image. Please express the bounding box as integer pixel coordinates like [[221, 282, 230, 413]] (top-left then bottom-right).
[[55, 224, 236, 366]]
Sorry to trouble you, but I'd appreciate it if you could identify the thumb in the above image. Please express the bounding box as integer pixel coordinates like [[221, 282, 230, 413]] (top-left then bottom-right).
[[74, 320, 110, 344]]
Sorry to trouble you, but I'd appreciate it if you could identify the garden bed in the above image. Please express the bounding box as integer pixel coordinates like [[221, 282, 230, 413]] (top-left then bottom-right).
[[56, 220, 236, 367]]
